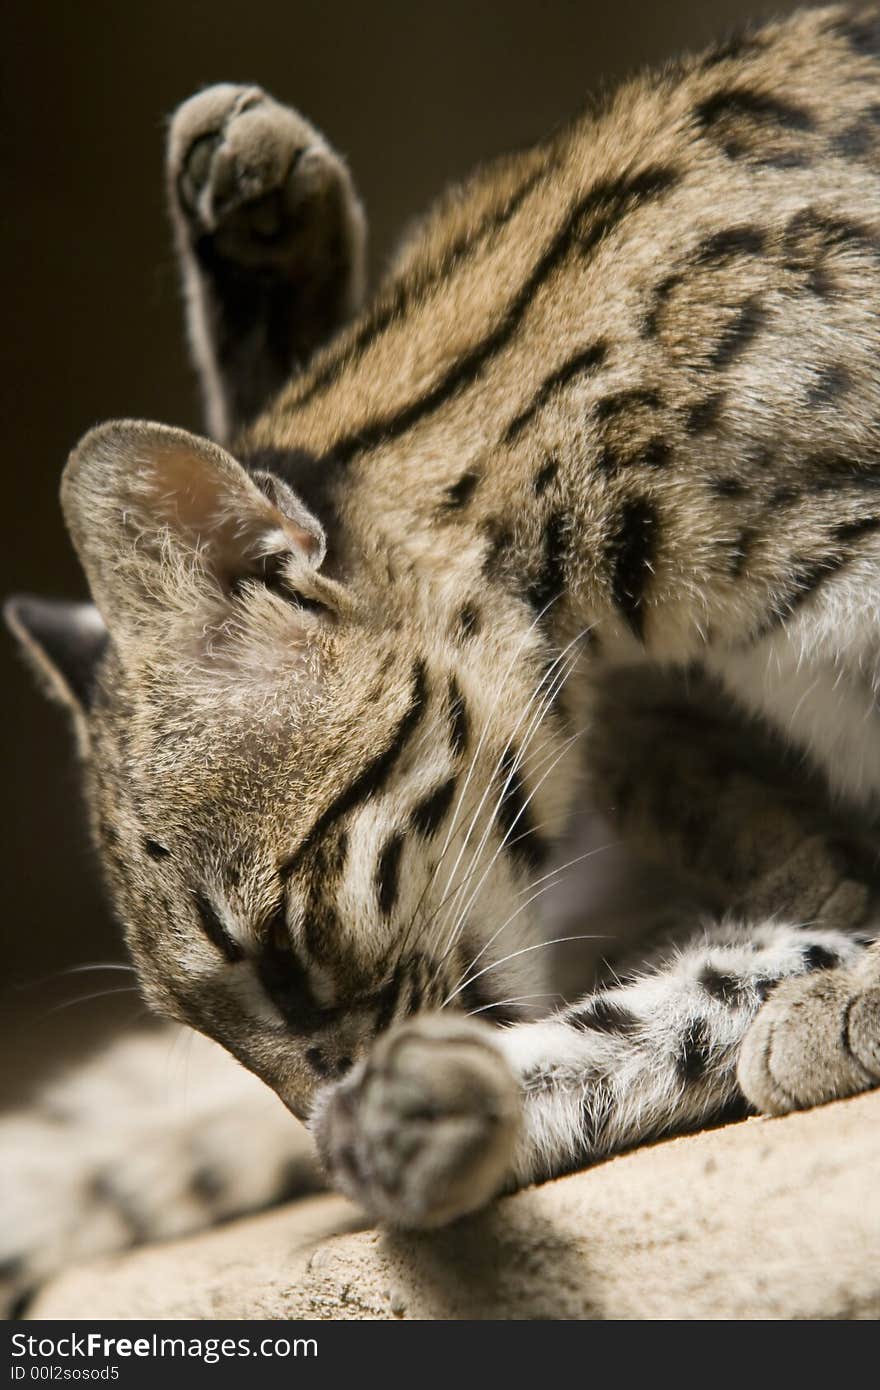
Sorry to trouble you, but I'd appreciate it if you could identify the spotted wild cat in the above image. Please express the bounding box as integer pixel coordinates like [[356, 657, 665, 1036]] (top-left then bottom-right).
[[4, 3, 880, 1310]]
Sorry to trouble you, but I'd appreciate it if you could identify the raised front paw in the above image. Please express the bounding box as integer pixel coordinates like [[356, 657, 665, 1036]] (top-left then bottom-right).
[[312, 1015, 521, 1229], [167, 83, 364, 275], [738, 941, 880, 1114]]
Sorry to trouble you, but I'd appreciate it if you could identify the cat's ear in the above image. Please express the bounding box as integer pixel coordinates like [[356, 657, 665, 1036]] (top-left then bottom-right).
[[61, 420, 326, 645], [4, 596, 107, 714]]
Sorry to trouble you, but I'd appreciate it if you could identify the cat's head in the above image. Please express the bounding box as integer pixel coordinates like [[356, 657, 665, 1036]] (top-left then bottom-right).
[[7, 421, 554, 1118]]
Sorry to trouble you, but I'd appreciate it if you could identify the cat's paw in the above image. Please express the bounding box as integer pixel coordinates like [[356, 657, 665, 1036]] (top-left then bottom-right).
[[738, 940, 880, 1114], [167, 83, 364, 274], [312, 1015, 521, 1229], [736, 832, 872, 933]]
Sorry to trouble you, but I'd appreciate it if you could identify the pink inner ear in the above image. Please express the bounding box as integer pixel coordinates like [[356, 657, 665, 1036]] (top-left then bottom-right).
[[144, 443, 319, 580]]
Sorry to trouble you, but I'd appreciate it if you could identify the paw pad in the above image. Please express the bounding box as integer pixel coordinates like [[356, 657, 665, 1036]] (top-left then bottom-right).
[[313, 1015, 520, 1228], [738, 947, 880, 1115]]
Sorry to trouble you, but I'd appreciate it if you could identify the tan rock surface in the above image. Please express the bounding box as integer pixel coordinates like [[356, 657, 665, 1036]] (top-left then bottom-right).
[[31, 1090, 880, 1320]]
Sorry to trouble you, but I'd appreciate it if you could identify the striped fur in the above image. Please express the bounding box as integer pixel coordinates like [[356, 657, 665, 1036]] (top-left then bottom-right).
[[6, 5, 880, 1296]]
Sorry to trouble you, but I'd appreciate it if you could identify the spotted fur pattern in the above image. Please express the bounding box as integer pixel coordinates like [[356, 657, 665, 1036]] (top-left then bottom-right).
[[0, 1028, 320, 1315], [5, 3, 880, 1309]]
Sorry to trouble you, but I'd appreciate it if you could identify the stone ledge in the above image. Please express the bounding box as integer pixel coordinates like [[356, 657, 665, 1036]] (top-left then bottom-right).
[[31, 1089, 880, 1320]]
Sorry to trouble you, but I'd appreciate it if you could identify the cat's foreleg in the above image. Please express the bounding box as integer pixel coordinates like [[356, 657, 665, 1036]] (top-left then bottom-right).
[[0, 1026, 321, 1315], [587, 669, 880, 1111], [312, 924, 879, 1227], [166, 85, 366, 441]]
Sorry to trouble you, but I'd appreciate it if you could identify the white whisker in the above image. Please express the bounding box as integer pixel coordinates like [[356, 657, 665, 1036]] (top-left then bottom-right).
[[43, 986, 141, 1017], [434, 635, 590, 963], [433, 624, 592, 937], [516, 841, 619, 896], [466, 991, 561, 1017], [433, 594, 566, 873], [437, 721, 585, 967], [444, 934, 608, 1008], [445, 831, 613, 1002], [58, 962, 135, 976], [13, 961, 135, 993]]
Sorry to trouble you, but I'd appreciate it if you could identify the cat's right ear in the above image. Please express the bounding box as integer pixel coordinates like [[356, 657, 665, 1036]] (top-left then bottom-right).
[[60, 419, 328, 657]]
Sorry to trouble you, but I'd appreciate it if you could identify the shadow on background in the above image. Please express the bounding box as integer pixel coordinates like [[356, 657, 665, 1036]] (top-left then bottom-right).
[[1, 0, 803, 1097]]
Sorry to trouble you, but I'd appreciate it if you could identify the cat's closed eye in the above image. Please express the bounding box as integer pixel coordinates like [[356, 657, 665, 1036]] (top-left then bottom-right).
[[256, 928, 328, 1031], [194, 892, 244, 963]]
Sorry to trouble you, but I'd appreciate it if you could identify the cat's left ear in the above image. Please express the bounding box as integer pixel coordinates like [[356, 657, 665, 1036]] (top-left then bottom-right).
[[60, 420, 326, 647], [4, 596, 108, 714]]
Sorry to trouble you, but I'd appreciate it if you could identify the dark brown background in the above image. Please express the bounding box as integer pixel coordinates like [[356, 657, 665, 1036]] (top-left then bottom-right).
[[1, 0, 805, 1089]]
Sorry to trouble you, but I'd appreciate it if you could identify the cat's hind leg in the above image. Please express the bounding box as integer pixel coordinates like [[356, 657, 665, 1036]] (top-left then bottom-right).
[[0, 1026, 322, 1316], [167, 85, 366, 440]]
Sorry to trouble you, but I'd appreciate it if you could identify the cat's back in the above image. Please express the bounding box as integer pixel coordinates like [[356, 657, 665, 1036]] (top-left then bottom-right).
[[264, 4, 880, 480]]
